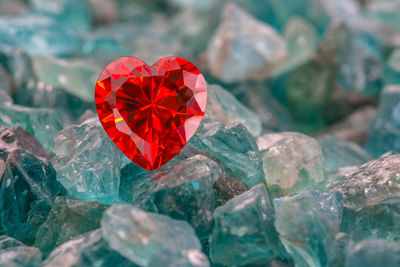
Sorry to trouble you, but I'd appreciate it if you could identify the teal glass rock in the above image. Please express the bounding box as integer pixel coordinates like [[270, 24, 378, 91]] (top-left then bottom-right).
[[0, 245, 42, 267], [15, 80, 93, 123], [128, 154, 220, 239], [207, 3, 287, 83], [34, 196, 107, 257], [274, 190, 343, 267], [257, 132, 325, 198], [367, 0, 400, 33], [337, 40, 383, 96], [52, 120, 121, 204], [330, 154, 400, 241], [345, 239, 400, 267], [32, 56, 101, 102], [272, 17, 318, 77], [31, 0, 92, 32], [101, 204, 208, 266], [0, 236, 24, 249], [42, 229, 136, 267], [0, 126, 52, 160], [366, 85, 400, 156], [0, 89, 12, 105], [210, 184, 281, 266], [0, 150, 66, 244], [319, 106, 376, 145], [0, 104, 63, 153], [319, 136, 372, 173], [384, 49, 400, 85], [0, 15, 80, 57], [205, 84, 262, 136], [191, 122, 265, 188]]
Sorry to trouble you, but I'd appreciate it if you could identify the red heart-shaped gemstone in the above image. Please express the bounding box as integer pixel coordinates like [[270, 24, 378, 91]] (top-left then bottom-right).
[[95, 57, 207, 170]]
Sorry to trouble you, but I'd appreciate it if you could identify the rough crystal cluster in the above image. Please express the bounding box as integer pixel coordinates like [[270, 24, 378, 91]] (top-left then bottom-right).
[[52, 120, 121, 204], [210, 184, 281, 266], [0, 0, 400, 265], [257, 132, 325, 198]]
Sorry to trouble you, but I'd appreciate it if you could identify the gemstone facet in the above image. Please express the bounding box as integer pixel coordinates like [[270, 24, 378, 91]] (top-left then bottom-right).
[[95, 57, 207, 170]]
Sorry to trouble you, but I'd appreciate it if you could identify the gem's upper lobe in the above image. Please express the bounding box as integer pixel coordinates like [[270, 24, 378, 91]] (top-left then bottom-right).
[[95, 57, 207, 170]]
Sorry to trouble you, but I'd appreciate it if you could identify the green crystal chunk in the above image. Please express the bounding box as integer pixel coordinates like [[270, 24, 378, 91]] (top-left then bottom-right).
[[0, 89, 12, 105], [0, 150, 66, 244], [272, 17, 318, 77], [31, 0, 92, 32], [101, 204, 208, 267], [345, 239, 400, 267], [0, 15, 80, 57], [210, 184, 281, 266], [207, 3, 287, 83], [53, 120, 121, 204], [274, 190, 343, 267], [34, 196, 106, 257], [384, 49, 400, 85], [319, 136, 372, 173], [191, 122, 264, 188], [128, 154, 220, 239], [0, 104, 63, 153], [257, 132, 325, 198], [32, 56, 101, 102], [43, 229, 136, 267], [366, 85, 400, 157], [205, 84, 262, 136]]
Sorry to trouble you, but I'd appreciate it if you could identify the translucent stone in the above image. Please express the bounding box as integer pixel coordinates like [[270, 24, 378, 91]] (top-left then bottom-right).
[[52, 120, 121, 204], [0, 104, 63, 153], [330, 154, 400, 240], [32, 56, 101, 102], [241, 83, 297, 132], [101, 204, 208, 266], [89, 0, 118, 26], [274, 190, 343, 267], [204, 84, 262, 136], [319, 136, 372, 173], [191, 122, 265, 188], [0, 1, 26, 16], [384, 49, 400, 86], [31, 0, 92, 32], [272, 17, 318, 77], [43, 229, 136, 267], [367, 0, 400, 32], [207, 3, 287, 83], [34, 196, 106, 257], [366, 86, 400, 156], [317, 106, 376, 145], [15, 81, 93, 123], [0, 150, 66, 244], [345, 239, 400, 267], [128, 154, 220, 239], [210, 184, 281, 266], [0, 126, 52, 160], [257, 132, 325, 198], [0, 89, 12, 105], [0, 246, 42, 267], [0, 15, 80, 57], [337, 40, 383, 96]]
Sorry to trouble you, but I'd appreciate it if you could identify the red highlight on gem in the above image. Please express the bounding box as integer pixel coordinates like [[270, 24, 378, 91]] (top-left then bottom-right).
[[95, 57, 207, 170]]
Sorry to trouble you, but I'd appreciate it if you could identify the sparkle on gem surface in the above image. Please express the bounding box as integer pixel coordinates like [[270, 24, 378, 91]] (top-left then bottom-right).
[[95, 57, 207, 170]]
